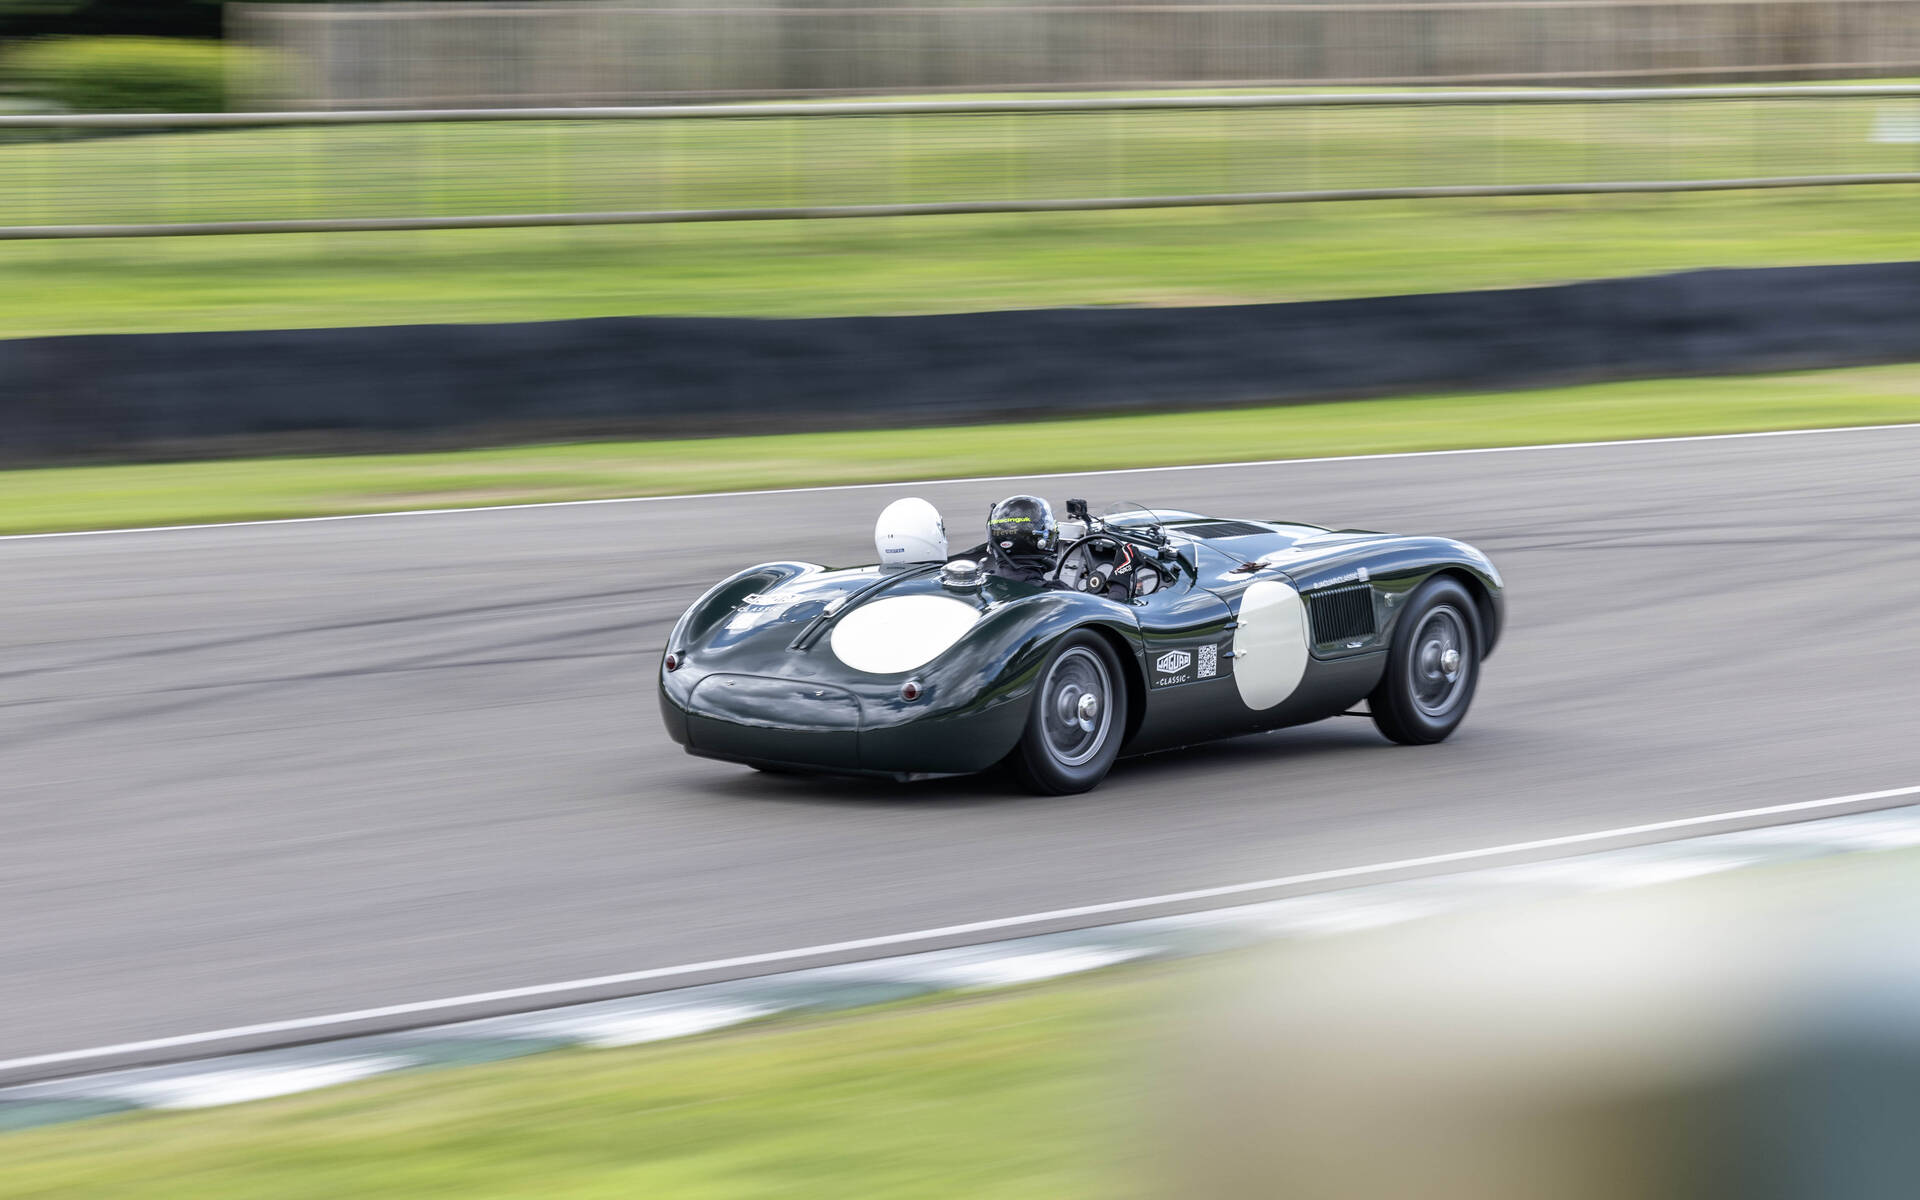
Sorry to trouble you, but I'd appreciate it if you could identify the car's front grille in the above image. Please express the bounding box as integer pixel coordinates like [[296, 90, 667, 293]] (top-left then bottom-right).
[[1308, 584, 1376, 644]]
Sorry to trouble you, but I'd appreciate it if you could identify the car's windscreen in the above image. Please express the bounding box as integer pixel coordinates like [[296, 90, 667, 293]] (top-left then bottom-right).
[[1096, 500, 1170, 539]]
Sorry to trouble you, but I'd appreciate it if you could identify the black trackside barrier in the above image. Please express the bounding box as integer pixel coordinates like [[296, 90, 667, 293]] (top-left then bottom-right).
[[5, 260, 1919, 463]]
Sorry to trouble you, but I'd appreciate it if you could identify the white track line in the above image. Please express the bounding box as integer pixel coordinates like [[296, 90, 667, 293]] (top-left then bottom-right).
[[6, 782, 1917, 1077], [6, 421, 1919, 542]]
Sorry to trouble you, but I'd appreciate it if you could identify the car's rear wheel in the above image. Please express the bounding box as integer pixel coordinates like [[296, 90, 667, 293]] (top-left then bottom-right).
[[1369, 577, 1481, 746], [1007, 632, 1128, 795]]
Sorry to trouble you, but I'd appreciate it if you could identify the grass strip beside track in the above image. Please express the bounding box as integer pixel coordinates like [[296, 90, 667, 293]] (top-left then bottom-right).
[[6, 362, 1920, 535], [8, 191, 1920, 337], [7, 84, 1912, 334], [6, 83, 1920, 337], [0, 972, 1162, 1200]]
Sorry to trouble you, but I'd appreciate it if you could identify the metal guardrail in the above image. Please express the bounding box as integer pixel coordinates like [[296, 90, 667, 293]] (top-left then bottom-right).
[[6, 84, 1920, 127], [6, 86, 1920, 239], [9, 177, 1920, 241]]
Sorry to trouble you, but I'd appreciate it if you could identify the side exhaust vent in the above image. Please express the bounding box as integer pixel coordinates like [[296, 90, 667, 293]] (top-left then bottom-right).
[[1307, 584, 1376, 644]]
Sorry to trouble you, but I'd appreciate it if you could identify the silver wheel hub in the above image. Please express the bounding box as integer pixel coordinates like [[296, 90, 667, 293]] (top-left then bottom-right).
[[1041, 647, 1114, 768], [1409, 606, 1472, 719]]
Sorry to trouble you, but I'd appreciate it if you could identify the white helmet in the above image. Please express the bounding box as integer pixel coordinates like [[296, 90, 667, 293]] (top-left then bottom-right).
[[874, 497, 947, 565]]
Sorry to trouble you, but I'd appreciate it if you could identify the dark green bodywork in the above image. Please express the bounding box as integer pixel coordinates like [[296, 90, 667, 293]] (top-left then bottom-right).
[[659, 511, 1503, 780]]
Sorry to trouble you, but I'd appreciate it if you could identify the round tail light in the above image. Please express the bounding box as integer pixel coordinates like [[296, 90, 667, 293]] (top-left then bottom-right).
[[663, 652, 681, 672], [900, 679, 923, 702]]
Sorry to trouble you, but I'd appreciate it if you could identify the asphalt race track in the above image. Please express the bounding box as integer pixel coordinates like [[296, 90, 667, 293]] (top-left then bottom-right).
[[6, 426, 1920, 1067]]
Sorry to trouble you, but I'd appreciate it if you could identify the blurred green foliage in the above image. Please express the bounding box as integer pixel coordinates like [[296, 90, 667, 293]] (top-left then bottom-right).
[[0, 35, 268, 111]]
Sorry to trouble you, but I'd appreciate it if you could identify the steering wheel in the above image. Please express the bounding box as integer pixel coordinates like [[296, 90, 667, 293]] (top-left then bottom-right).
[[1054, 535, 1166, 600]]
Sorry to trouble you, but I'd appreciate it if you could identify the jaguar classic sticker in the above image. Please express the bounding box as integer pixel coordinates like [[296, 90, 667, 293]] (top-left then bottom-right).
[[1150, 645, 1229, 688], [1151, 647, 1193, 687]]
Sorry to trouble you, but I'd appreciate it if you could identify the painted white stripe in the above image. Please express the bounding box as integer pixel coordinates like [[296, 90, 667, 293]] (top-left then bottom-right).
[[93, 1056, 411, 1111], [5, 420, 1917, 542], [461, 1001, 780, 1050], [872, 945, 1150, 990], [4, 782, 1917, 1078]]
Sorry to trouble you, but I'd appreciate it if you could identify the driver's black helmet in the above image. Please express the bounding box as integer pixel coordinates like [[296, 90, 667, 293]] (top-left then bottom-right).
[[988, 494, 1058, 558]]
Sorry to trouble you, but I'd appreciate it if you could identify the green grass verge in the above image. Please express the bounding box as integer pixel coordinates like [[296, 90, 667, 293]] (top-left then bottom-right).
[[0, 972, 1164, 1200], [6, 362, 1920, 535], [5, 86, 1920, 335], [8, 192, 1920, 338]]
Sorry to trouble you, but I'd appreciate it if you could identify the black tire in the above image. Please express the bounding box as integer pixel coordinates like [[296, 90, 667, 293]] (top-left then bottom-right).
[[1370, 577, 1482, 746], [1006, 631, 1129, 795]]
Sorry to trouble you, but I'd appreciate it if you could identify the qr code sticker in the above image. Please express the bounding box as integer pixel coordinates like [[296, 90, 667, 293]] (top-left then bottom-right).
[[1198, 644, 1219, 678]]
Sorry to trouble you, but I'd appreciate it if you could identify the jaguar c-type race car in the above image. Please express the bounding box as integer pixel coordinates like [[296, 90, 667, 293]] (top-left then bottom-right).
[[659, 496, 1504, 794]]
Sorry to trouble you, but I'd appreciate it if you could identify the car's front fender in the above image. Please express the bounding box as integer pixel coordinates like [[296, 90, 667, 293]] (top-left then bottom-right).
[[664, 560, 822, 655], [846, 591, 1143, 774]]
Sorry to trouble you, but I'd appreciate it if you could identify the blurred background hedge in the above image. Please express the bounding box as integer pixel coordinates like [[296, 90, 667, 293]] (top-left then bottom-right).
[[0, 35, 276, 111]]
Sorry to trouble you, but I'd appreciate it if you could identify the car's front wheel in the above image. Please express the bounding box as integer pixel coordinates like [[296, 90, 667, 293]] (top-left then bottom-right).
[[1007, 632, 1128, 795], [1369, 577, 1482, 745]]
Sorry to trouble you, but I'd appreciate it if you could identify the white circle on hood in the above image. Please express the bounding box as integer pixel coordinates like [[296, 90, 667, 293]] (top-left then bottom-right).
[[830, 594, 981, 675]]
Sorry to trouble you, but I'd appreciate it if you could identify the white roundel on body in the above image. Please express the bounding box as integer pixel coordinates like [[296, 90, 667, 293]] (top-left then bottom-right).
[[1232, 579, 1311, 710], [830, 594, 981, 674]]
